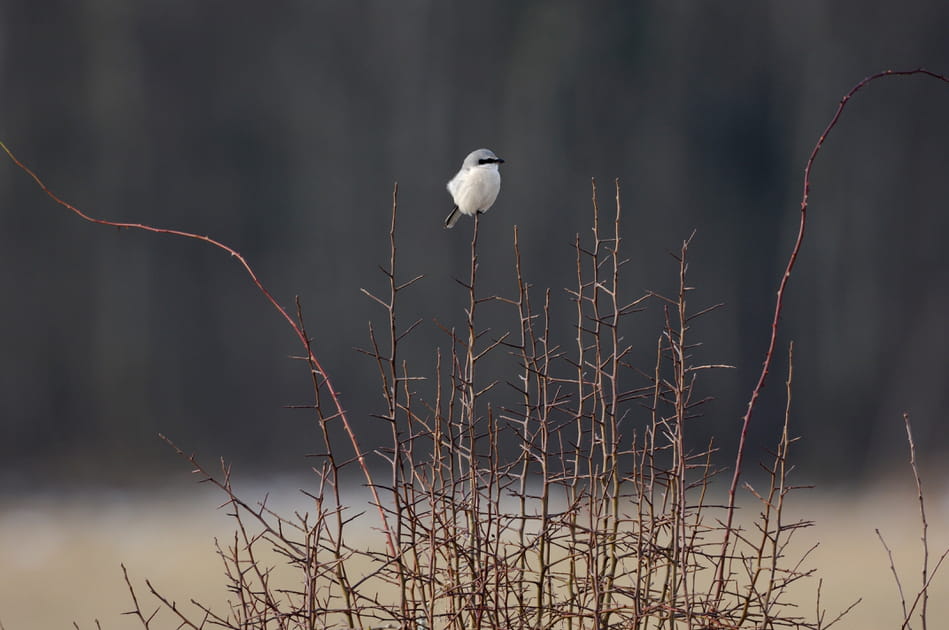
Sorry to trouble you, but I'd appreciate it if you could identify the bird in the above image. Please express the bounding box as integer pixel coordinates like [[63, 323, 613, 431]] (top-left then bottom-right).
[[444, 148, 504, 229]]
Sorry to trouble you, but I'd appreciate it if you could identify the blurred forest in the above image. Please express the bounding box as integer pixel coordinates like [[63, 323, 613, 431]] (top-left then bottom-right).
[[1, 1, 948, 489]]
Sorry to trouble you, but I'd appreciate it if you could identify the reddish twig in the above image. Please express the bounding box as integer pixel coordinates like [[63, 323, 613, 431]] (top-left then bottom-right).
[[712, 68, 949, 601], [0, 139, 396, 557]]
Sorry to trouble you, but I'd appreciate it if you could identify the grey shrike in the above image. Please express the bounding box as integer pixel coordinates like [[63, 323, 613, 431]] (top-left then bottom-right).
[[444, 148, 504, 229]]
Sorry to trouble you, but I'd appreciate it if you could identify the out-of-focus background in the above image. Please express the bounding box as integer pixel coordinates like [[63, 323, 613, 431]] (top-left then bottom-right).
[[3, 1, 949, 481], [1, 1, 948, 627]]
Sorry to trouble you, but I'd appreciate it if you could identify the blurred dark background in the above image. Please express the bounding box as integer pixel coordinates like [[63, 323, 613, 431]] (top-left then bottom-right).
[[1, 1, 948, 489]]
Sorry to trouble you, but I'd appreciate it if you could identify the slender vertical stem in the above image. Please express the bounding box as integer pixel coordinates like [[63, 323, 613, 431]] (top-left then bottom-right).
[[713, 68, 949, 604]]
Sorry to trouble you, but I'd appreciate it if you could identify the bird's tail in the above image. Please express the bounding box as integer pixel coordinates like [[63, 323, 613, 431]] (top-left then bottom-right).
[[444, 206, 462, 229]]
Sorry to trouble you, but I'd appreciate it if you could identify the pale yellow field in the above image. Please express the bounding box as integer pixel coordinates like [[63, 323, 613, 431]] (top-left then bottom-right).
[[1, 480, 946, 629]]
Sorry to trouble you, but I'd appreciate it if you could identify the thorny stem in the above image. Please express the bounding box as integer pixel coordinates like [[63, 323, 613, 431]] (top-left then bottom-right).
[[902, 413, 928, 630], [0, 139, 397, 561], [713, 67, 949, 603]]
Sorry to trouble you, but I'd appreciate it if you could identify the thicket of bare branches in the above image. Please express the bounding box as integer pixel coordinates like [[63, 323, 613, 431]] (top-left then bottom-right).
[[1, 69, 946, 630], [120, 181, 831, 630]]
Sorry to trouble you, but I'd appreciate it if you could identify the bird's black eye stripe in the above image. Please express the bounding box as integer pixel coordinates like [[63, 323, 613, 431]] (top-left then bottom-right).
[[478, 158, 503, 164]]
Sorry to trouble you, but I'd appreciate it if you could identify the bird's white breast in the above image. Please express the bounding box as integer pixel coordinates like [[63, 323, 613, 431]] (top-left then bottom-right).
[[451, 165, 501, 216]]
